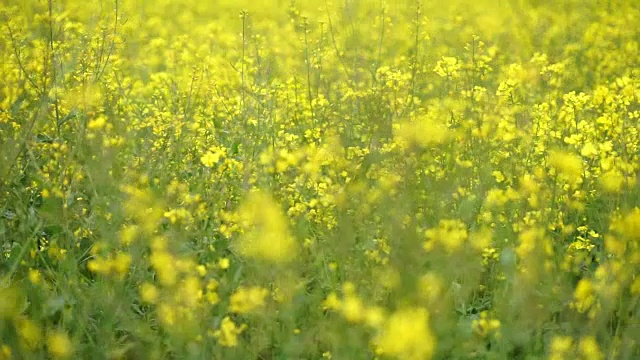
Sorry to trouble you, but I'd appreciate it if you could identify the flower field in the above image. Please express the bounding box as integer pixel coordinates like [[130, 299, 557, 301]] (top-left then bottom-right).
[[1, 0, 639, 358]]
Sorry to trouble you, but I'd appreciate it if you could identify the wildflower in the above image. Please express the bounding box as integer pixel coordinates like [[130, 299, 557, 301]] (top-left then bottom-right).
[[572, 279, 596, 313], [206, 279, 220, 305], [611, 208, 640, 240], [150, 249, 177, 286], [201, 146, 227, 167], [433, 56, 460, 78], [28, 269, 41, 284], [424, 219, 468, 252], [235, 190, 297, 263], [218, 257, 230, 269], [364, 306, 385, 328], [579, 336, 603, 360], [17, 318, 42, 350], [87, 116, 107, 130], [549, 336, 573, 360], [112, 253, 132, 278], [119, 225, 139, 245], [341, 293, 365, 323], [471, 311, 501, 338], [229, 286, 269, 314], [395, 116, 451, 148], [176, 276, 203, 308], [492, 170, 506, 183], [157, 303, 176, 326], [548, 150, 583, 184], [322, 292, 341, 310], [580, 142, 598, 158], [140, 283, 159, 304], [47, 331, 73, 359], [214, 317, 247, 347], [374, 307, 435, 360], [418, 273, 444, 301], [599, 170, 625, 193], [0, 345, 11, 360]]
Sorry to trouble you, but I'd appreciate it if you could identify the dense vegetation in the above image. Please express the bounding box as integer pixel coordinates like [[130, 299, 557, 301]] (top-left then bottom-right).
[[1, 0, 639, 358]]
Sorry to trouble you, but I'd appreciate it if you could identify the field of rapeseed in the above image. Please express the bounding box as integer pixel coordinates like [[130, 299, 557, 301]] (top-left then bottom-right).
[[1, 0, 639, 358]]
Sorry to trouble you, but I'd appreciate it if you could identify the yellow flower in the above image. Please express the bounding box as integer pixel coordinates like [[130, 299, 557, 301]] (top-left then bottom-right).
[[46, 331, 73, 359], [157, 303, 176, 326], [0, 345, 12, 360], [572, 279, 595, 313], [472, 311, 501, 338], [322, 292, 341, 310], [424, 219, 468, 252], [433, 56, 460, 78], [374, 307, 435, 360], [229, 286, 269, 314], [548, 150, 583, 183], [418, 273, 444, 301], [395, 116, 451, 148], [150, 250, 177, 286], [579, 336, 603, 360], [112, 253, 132, 278], [119, 225, 139, 245], [214, 317, 246, 347], [206, 279, 220, 305], [200, 147, 226, 167], [87, 116, 107, 130], [140, 283, 159, 304], [492, 170, 506, 183], [580, 142, 598, 158], [28, 269, 41, 284], [341, 293, 365, 323], [549, 336, 573, 360], [599, 170, 625, 193], [17, 318, 42, 350], [235, 190, 297, 263], [218, 257, 230, 269], [611, 208, 640, 240], [364, 306, 385, 328]]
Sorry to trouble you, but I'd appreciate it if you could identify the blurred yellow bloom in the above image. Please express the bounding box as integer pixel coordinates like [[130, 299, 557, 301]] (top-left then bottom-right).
[[214, 317, 246, 347], [395, 116, 451, 148], [47, 331, 73, 359], [472, 311, 501, 338], [572, 279, 596, 313], [424, 219, 468, 252], [218, 257, 230, 269], [140, 283, 159, 304], [235, 190, 297, 263], [200, 151, 221, 167], [580, 142, 598, 158], [599, 170, 625, 193], [17, 318, 42, 350], [87, 116, 107, 130], [374, 307, 435, 360], [229, 286, 269, 314], [548, 150, 583, 183], [549, 336, 573, 360], [0, 345, 11, 360], [341, 293, 365, 323], [579, 336, 603, 360]]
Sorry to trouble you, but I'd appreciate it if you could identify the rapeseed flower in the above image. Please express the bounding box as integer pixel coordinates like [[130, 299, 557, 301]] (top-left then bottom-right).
[[374, 307, 435, 360], [235, 190, 297, 263], [229, 286, 269, 314], [46, 331, 73, 359], [548, 150, 584, 184], [214, 317, 246, 347]]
